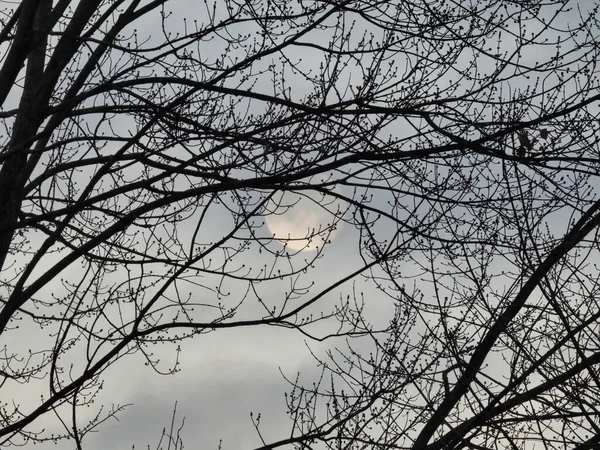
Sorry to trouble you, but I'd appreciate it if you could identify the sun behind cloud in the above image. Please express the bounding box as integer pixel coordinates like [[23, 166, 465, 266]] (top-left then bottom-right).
[[265, 189, 344, 251]]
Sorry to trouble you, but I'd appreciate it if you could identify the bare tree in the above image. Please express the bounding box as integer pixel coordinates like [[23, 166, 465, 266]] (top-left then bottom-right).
[[0, 0, 599, 449], [272, 3, 600, 449]]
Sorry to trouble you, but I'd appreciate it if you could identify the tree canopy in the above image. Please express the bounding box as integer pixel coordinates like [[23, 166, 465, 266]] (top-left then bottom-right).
[[1, 0, 600, 449]]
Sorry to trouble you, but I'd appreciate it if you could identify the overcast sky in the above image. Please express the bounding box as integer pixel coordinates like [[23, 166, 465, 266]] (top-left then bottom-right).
[[2, 1, 599, 449]]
